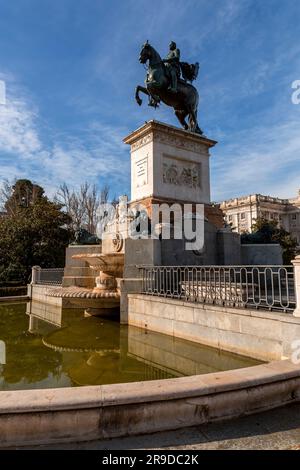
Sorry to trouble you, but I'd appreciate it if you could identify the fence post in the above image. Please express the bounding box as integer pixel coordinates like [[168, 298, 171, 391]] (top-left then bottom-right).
[[31, 266, 41, 285], [292, 255, 300, 317]]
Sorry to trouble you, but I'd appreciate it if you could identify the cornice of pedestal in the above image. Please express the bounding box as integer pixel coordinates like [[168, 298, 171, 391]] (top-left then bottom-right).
[[123, 120, 217, 153]]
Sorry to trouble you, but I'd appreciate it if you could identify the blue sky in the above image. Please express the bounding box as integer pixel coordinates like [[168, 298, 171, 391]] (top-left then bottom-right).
[[0, 0, 299, 201]]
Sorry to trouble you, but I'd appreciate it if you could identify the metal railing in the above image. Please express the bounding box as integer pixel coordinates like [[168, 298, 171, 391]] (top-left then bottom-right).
[[139, 265, 296, 313], [32, 267, 64, 286]]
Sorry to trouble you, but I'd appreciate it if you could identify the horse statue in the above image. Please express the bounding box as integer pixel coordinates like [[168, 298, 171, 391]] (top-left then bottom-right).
[[135, 41, 203, 135]]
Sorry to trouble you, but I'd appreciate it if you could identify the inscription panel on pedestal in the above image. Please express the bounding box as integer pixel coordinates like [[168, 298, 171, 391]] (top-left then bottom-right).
[[134, 155, 148, 188], [162, 155, 202, 189]]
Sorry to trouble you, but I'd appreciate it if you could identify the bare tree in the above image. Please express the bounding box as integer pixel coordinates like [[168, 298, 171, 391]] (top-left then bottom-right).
[[56, 183, 86, 232], [83, 182, 97, 234], [55, 181, 110, 234], [100, 184, 110, 204]]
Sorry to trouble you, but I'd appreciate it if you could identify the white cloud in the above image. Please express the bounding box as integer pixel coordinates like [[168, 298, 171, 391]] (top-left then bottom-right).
[[0, 75, 130, 196], [0, 88, 41, 158], [41, 133, 128, 196], [212, 117, 300, 201], [0, 80, 5, 105]]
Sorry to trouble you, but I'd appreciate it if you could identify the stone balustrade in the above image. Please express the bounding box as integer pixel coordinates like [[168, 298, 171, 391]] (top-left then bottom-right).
[[292, 255, 300, 317]]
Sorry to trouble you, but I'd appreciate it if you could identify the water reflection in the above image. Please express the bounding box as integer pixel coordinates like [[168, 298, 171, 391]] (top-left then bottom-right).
[[0, 303, 65, 390], [0, 301, 262, 391]]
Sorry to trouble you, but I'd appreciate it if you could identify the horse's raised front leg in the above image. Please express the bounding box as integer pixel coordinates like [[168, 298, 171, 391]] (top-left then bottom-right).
[[135, 85, 149, 106]]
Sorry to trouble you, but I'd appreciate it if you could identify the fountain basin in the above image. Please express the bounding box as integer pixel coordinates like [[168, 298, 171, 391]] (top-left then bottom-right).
[[72, 252, 124, 295], [72, 253, 124, 278]]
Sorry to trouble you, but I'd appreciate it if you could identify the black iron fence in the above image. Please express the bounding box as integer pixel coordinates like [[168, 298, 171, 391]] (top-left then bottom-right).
[[139, 265, 296, 313], [32, 267, 64, 286]]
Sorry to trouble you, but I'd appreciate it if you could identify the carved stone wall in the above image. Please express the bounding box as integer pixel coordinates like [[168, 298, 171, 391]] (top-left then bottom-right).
[[130, 130, 208, 154], [131, 133, 152, 152], [155, 130, 207, 154]]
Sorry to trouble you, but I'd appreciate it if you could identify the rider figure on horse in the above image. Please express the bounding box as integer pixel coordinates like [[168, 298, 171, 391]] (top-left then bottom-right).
[[136, 40, 203, 134], [163, 41, 181, 93]]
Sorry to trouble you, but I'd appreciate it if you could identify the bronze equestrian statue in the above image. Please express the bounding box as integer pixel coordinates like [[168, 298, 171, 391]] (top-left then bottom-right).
[[135, 41, 203, 135]]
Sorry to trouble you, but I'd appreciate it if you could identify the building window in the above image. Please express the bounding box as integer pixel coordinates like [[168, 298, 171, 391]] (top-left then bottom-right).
[[292, 214, 297, 220], [241, 212, 246, 220], [228, 215, 233, 221]]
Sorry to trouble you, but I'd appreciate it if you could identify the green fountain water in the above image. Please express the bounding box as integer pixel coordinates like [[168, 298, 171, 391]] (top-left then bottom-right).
[[0, 302, 262, 391]]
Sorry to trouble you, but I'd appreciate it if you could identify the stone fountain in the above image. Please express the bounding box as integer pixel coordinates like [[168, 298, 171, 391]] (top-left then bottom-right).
[[43, 198, 127, 317], [70, 252, 124, 316], [71, 253, 124, 294], [45, 250, 124, 317]]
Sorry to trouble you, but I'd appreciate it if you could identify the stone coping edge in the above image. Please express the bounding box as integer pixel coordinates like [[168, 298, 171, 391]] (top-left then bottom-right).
[[0, 360, 299, 415], [123, 120, 217, 147], [128, 293, 299, 324]]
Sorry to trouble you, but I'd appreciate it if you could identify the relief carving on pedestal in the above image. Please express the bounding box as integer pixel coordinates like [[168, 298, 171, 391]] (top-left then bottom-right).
[[155, 131, 205, 153], [131, 133, 153, 151], [130, 130, 207, 153], [112, 232, 123, 252], [163, 160, 201, 189]]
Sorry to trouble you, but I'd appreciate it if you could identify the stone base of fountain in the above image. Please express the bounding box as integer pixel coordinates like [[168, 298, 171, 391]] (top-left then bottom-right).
[[46, 286, 120, 317], [42, 250, 124, 318], [93, 272, 118, 294], [56, 252, 125, 318], [43, 238, 125, 318]]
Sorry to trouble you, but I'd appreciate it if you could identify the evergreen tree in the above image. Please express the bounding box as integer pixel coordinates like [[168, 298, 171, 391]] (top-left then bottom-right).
[[0, 179, 72, 284], [241, 217, 298, 264]]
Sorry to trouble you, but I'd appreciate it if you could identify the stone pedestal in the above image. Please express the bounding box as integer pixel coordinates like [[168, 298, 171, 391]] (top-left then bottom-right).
[[124, 120, 217, 207], [121, 120, 223, 268], [119, 121, 222, 324]]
